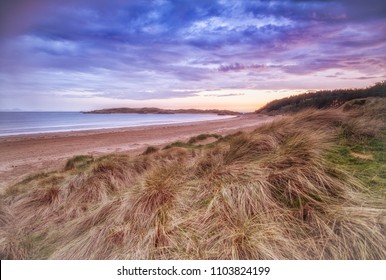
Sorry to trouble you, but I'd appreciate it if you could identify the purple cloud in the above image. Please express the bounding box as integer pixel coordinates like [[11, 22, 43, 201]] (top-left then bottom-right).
[[218, 63, 266, 72], [204, 93, 245, 97], [0, 0, 385, 110]]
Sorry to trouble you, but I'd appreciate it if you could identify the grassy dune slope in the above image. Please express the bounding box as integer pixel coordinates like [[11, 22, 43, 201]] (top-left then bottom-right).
[[257, 81, 386, 114], [0, 98, 385, 259]]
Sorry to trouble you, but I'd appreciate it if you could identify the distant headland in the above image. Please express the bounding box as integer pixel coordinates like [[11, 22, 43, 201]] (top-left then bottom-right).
[[83, 107, 241, 115]]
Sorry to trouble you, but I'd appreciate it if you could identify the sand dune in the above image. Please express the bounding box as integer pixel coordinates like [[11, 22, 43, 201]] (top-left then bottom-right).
[[1, 103, 384, 259]]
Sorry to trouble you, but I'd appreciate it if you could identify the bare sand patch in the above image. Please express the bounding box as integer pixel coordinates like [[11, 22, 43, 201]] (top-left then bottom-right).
[[350, 151, 374, 160]]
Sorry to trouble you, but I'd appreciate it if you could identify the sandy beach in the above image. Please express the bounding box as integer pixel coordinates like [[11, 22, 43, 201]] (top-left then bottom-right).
[[0, 114, 276, 190]]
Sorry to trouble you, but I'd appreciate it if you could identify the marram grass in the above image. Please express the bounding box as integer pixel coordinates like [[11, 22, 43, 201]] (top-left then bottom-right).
[[1, 98, 385, 259]]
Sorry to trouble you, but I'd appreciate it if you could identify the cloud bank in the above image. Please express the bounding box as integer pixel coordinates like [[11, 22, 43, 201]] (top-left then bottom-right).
[[0, 0, 385, 110]]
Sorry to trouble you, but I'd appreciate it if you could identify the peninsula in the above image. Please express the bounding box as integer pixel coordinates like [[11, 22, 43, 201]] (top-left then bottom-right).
[[83, 107, 241, 115]]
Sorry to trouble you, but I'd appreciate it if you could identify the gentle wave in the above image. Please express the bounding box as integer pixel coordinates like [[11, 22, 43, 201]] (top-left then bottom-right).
[[0, 112, 234, 136]]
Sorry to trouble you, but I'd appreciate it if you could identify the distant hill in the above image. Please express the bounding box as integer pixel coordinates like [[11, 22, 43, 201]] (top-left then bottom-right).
[[84, 107, 241, 115], [256, 81, 386, 114]]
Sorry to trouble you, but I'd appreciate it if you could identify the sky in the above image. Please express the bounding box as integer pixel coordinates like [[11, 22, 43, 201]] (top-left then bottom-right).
[[0, 0, 385, 112]]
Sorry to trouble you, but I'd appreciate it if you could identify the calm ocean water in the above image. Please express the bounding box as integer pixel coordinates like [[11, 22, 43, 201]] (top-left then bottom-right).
[[0, 112, 233, 136]]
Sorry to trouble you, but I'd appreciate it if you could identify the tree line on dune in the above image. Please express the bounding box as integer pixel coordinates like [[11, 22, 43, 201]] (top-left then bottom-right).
[[257, 81, 386, 114]]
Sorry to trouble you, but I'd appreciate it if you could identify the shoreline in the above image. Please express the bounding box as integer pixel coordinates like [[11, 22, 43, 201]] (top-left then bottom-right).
[[0, 115, 239, 141], [0, 114, 276, 191], [0, 112, 236, 137]]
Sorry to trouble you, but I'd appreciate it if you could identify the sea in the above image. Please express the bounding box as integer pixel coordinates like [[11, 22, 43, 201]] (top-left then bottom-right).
[[0, 112, 234, 136]]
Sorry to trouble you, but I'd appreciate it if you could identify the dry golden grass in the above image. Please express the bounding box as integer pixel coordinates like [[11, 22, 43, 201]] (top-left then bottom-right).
[[1, 98, 385, 259]]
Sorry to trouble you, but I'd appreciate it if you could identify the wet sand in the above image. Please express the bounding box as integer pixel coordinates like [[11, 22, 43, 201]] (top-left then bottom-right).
[[0, 114, 276, 190]]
